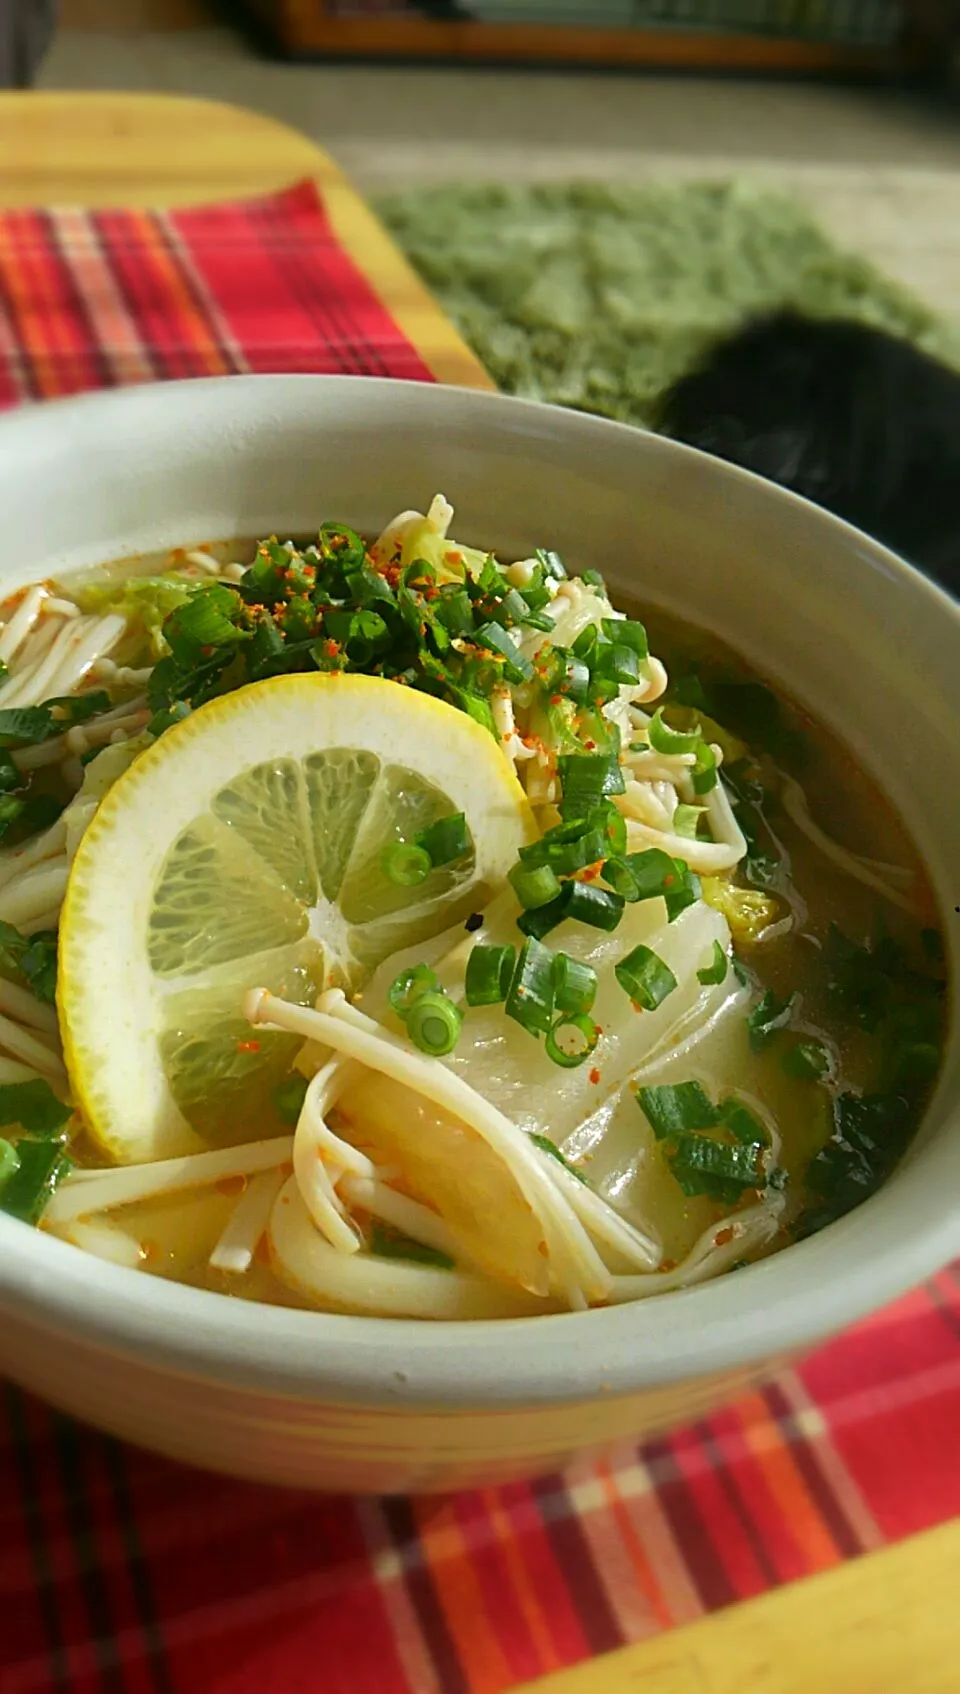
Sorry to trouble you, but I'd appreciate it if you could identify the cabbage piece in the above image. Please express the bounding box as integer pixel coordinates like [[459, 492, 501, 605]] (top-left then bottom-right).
[[362, 892, 744, 1145], [74, 575, 197, 663], [701, 875, 782, 945]]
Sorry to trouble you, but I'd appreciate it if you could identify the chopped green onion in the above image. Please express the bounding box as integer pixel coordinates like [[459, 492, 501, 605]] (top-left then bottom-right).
[[519, 880, 625, 939], [782, 1040, 831, 1080], [552, 953, 598, 1016], [381, 841, 432, 887], [520, 823, 606, 877], [615, 945, 677, 1011], [582, 569, 606, 591], [718, 1097, 768, 1145], [559, 654, 591, 700], [388, 964, 440, 1020], [545, 1014, 601, 1070], [595, 644, 640, 687], [669, 1135, 765, 1203], [535, 548, 567, 580], [599, 803, 627, 857], [0, 707, 59, 747], [505, 938, 556, 1036], [648, 707, 701, 756], [415, 812, 471, 868], [368, 1219, 455, 1270], [747, 989, 795, 1050], [672, 803, 705, 839], [601, 857, 640, 900], [0, 1080, 72, 1139], [601, 847, 698, 922], [637, 1081, 719, 1139], [464, 944, 516, 1007], [571, 624, 601, 662], [273, 1074, 309, 1125], [18, 932, 57, 1004], [692, 740, 719, 795], [0, 795, 25, 839], [602, 617, 648, 659], [406, 991, 463, 1057], [147, 701, 191, 738], [697, 942, 729, 986], [557, 752, 625, 816], [473, 622, 533, 684], [163, 582, 248, 665], [509, 861, 563, 911]]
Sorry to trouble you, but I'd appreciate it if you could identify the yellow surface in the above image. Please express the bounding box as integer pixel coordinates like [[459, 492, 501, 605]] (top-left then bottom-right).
[[0, 92, 493, 391], [0, 84, 953, 1694], [524, 1519, 960, 1694]]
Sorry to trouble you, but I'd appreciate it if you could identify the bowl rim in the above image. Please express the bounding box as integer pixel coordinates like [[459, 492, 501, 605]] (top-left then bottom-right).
[[0, 371, 958, 1411]]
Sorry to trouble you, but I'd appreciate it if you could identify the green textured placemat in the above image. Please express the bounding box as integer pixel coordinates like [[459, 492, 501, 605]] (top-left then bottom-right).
[[377, 180, 960, 426]]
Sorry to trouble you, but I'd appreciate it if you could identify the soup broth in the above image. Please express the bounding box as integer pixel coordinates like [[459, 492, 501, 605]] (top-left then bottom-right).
[[0, 502, 945, 1318]]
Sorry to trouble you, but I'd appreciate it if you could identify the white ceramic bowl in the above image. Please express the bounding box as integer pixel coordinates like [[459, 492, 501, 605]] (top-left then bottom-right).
[[0, 375, 957, 1494]]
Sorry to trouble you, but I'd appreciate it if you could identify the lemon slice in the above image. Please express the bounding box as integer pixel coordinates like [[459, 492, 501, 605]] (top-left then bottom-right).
[[58, 674, 534, 1163]]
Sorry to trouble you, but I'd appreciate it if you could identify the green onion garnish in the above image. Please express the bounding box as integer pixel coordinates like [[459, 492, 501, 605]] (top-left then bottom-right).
[[692, 740, 718, 795], [595, 644, 641, 688], [782, 1040, 831, 1080], [615, 945, 677, 1011], [519, 880, 625, 940], [637, 1081, 719, 1139], [519, 821, 606, 877], [415, 812, 470, 868], [545, 1014, 600, 1069], [601, 857, 640, 901], [552, 953, 598, 1016], [601, 847, 698, 921], [505, 938, 556, 1036], [388, 964, 440, 1020], [668, 1135, 765, 1203], [473, 622, 533, 684], [273, 1074, 309, 1124], [718, 1098, 769, 1145], [464, 944, 516, 1007], [381, 841, 432, 887], [648, 708, 701, 757], [557, 753, 626, 816], [0, 1137, 72, 1224], [602, 617, 648, 659], [571, 624, 601, 663], [582, 569, 606, 590], [406, 991, 463, 1057], [0, 1079, 72, 1140], [368, 1219, 455, 1270], [528, 1132, 588, 1181], [697, 941, 729, 986], [535, 548, 567, 581], [509, 861, 563, 911]]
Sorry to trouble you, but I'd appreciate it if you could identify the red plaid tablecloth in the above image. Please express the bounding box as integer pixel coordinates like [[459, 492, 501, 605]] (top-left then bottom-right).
[[0, 177, 958, 1694]]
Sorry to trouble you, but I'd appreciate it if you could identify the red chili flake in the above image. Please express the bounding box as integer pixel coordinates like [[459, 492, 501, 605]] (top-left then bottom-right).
[[631, 1001, 645, 1014], [588, 1067, 601, 1085], [664, 874, 675, 887], [579, 861, 603, 881], [549, 694, 563, 706], [659, 1257, 678, 1273], [714, 1226, 735, 1247], [584, 740, 597, 751], [325, 640, 339, 657], [236, 1039, 261, 1054], [444, 550, 463, 566], [200, 645, 214, 658]]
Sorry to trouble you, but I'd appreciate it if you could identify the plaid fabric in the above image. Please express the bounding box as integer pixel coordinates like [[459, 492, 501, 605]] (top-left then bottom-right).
[[0, 177, 957, 1693]]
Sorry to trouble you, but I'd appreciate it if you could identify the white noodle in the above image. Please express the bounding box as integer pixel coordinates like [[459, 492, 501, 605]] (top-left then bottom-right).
[[183, 550, 220, 575], [0, 977, 58, 1034], [607, 1199, 784, 1300], [536, 1151, 661, 1271], [779, 774, 916, 911], [0, 860, 69, 927], [0, 616, 64, 703], [42, 597, 81, 620], [620, 779, 676, 831], [0, 1011, 66, 1081], [0, 818, 66, 890], [209, 1168, 286, 1275], [702, 780, 750, 858], [54, 1218, 144, 1269], [292, 1059, 365, 1254], [246, 988, 613, 1308], [41, 613, 128, 701], [339, 1173, 461, 1261], [45, 1137, 294, 1226], [624, 816, 744, 873], [0, 1056, 42, 1084], [0, 586, 48, 664], [269, 1178, 545, 1320]]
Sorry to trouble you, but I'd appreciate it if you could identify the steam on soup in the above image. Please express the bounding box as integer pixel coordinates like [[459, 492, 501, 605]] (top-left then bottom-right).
[[0, 496, 945, 1318]]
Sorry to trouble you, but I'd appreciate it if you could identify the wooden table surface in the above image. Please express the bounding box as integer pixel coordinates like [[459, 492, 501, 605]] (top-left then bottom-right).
[[0, 88, 955, 1694]]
